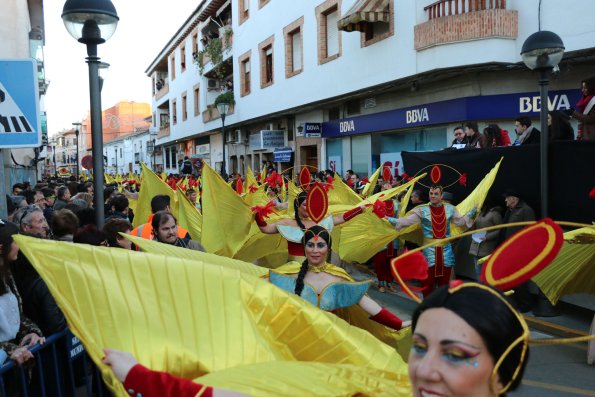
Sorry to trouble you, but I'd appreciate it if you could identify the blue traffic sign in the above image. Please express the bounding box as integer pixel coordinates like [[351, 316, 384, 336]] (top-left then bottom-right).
[[0, 59, 41, 148]]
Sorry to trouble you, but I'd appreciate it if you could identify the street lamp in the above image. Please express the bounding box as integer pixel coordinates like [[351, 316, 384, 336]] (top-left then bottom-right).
[[62, 0, 119, 228], [72, 122, 81, 178], [216, 101, 231, 180], [521, 31, 565, 218], [114, 147, 118, 174]]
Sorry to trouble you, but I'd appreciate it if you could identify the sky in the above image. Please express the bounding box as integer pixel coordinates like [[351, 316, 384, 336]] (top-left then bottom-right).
[[43, 0, 199, 135]]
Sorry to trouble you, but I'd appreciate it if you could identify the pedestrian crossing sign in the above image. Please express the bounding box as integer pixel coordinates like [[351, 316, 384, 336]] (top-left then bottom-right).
[[0, 59, 41, 148]]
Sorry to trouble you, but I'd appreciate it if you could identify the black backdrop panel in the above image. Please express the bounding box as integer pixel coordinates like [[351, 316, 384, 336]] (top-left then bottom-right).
[[401, 141, 595, 224]]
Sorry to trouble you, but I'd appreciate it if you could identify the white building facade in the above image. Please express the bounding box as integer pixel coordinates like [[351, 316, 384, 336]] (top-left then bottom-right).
[[103, 129, 154, 175], [146, 0, 595, 178]]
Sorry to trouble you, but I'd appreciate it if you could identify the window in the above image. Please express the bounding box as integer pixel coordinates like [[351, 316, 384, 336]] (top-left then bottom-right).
[[181, 92, 188, 121], [170, 55, 175, 80], [346, 99, 360, 116], [152, 112, 156, 127], [180, 46, 186, 72], [316, 0, 341, 65], [172, 99, 177, 125], [193, 84, 200, 116], [362, 1, 394, 47], [165, 148, 171, 168], [284, 17, 304, 78], [239, 50, 251, 96], [239, 0, 249, 24], [192, 31, 198, 58], [258, 35, 274, 88]]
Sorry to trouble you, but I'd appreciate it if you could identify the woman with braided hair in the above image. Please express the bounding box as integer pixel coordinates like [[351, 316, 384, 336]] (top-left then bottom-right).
[[269, 225, 410, 330], [255, 192, 367, 262]]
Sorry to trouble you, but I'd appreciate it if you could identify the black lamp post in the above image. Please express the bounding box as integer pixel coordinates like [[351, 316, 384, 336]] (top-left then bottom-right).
[[521, 31, 564, 218], [114, 147, 118, 174], [72, 122, 81, 178], [62, 0, 119, 228], [216, 102, 231, 180]]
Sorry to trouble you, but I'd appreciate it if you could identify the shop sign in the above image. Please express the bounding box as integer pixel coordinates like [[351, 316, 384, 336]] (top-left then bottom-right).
[[322, 89, 580, 139], [250, 130, 285, 150], [304, 123, 322, 138], [196, 143, 210, 155], [273, 147, 293, 162], [328, 155, 342, 175]]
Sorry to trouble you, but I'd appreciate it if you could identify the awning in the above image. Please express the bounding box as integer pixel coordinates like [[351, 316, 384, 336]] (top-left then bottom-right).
[[338, 0, 390, 33]]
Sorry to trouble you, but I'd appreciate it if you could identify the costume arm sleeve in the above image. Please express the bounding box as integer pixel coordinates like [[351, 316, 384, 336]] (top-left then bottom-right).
[[369, 308, 403, 331], [393, 208, 422, 229], [573, 108, 595, 123], [452, 208, 475, 228], [123, 364, 211, 397], [342, 205, 364, 222]]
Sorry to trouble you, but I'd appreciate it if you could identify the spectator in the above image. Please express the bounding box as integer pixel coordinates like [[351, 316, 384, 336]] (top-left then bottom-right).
[[103, 218, 133, 249], [52, 209, 79, 242], [548, 110, 574, 140], [513, 116, 540, 145], [72, 192, 93, 208], [105, 194, 130, 222], [151, 211, 204, 251], [0, 221, 45, 367], [74, 224, 108, 246], [12, 183, 25, 196], [79, 181, 94, 194], [566, 76, 595, 140], [75, 207, 97, 227], [53, 186, 71, 211], [181, 156, 193, 175], [483, 123, 511, 147], [464, 121, 487, 148], [469, 198, 504, 280], [131, 195, 190, 241], [450, 126, 469, 148], [185, 188, 198, 207]]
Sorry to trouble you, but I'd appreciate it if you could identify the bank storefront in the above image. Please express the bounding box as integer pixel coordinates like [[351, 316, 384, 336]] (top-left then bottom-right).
[[323, 89, 579, 178]]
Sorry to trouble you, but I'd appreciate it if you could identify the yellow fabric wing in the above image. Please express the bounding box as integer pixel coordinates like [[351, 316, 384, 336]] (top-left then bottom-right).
[[174, 189, 202, 243], [361, 166, 381, 197], [16, 236, 411, 397], [133, 163, 176, 228], [201, 163, 253, 257]]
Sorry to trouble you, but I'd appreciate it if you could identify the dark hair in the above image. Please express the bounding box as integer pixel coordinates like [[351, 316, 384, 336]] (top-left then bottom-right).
[[453, 126, 464, 133], [41, 187, 54, 198], [151, 195, 171, 213], [429, 185, 443, 193], [293, 191, 307, 230], [515, 116, 532, 128], [412, 284, 528, 392], [548, 110, 574, 140], [151, 211, 176, 231], [104, 186, 118, 200], [464, 121, 479, 133], [103, 218, 132, 248], [52, 209, 79, 238], [109, 194, 129, 213], [57, 186, 70, 199], [582, 76, 595, 96], [74, 224, 107, 246], [483, 124, 502, 147], [75, 207, 96, 227], [78, 181, 93, 193], [12, 183, 25, 192], [23, 190, 37, 205], [294, 225, 331, 296], [0, 221, 19, 295]]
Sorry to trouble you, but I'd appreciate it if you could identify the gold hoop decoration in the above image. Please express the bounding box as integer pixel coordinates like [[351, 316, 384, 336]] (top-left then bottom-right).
[[482, 218, 564, 291], [299, 166, 312, 190], [413, 163, 463, 189], [306, 182, 328, 223]]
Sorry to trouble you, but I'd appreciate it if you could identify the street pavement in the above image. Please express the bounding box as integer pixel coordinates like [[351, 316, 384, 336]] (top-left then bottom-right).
[[349, 265, 595, 397]]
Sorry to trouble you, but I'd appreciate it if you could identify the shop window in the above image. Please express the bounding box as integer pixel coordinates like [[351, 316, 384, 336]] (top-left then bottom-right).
[[351, 134, 370, 178], [316, 0, 341, 65], [328, 107, 341, 120]]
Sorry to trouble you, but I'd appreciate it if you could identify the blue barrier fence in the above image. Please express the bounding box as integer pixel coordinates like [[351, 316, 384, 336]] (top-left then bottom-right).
[[0, 329, 113, 397]]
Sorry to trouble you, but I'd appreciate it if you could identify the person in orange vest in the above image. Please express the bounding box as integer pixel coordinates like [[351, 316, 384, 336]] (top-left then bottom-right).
[[131, 195, 190, 241]]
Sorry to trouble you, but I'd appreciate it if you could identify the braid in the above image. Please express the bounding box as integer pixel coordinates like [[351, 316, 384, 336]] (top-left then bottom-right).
[[294, 192, 307, 230], [294, 259, 309, 296]]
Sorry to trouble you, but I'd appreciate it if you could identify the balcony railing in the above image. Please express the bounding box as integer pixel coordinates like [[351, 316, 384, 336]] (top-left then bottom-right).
[[424, 0, 506, 19], [202, 103, 235, 124], [157, 125, 170, 138]]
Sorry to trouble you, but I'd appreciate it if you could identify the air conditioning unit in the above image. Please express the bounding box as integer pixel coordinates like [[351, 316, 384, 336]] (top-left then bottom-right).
[[226, 129, 242, 144], [207, 78, 221, 91]]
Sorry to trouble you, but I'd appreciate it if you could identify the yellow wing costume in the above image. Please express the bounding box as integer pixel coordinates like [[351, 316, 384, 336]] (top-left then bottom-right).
[[532, 227, 595, 304], [133, 163, 177, 228], [175, 188, 202, 243], [16, 236, 411, 397]]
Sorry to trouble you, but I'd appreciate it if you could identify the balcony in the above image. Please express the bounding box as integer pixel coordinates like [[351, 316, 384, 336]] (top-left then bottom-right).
[[202, 103, 235, 124], [414, 0, 517, 50], [157, 126, 170, 138]]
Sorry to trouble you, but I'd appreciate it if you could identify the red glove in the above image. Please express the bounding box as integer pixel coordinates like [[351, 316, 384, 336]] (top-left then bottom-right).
[[124, 364, 211, 397], [343, 206, 364, 222], [370, 308, 403, 330]]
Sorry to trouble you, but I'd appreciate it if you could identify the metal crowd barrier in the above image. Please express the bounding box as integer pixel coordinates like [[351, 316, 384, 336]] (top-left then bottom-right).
[[0, 329, 112, 397]]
